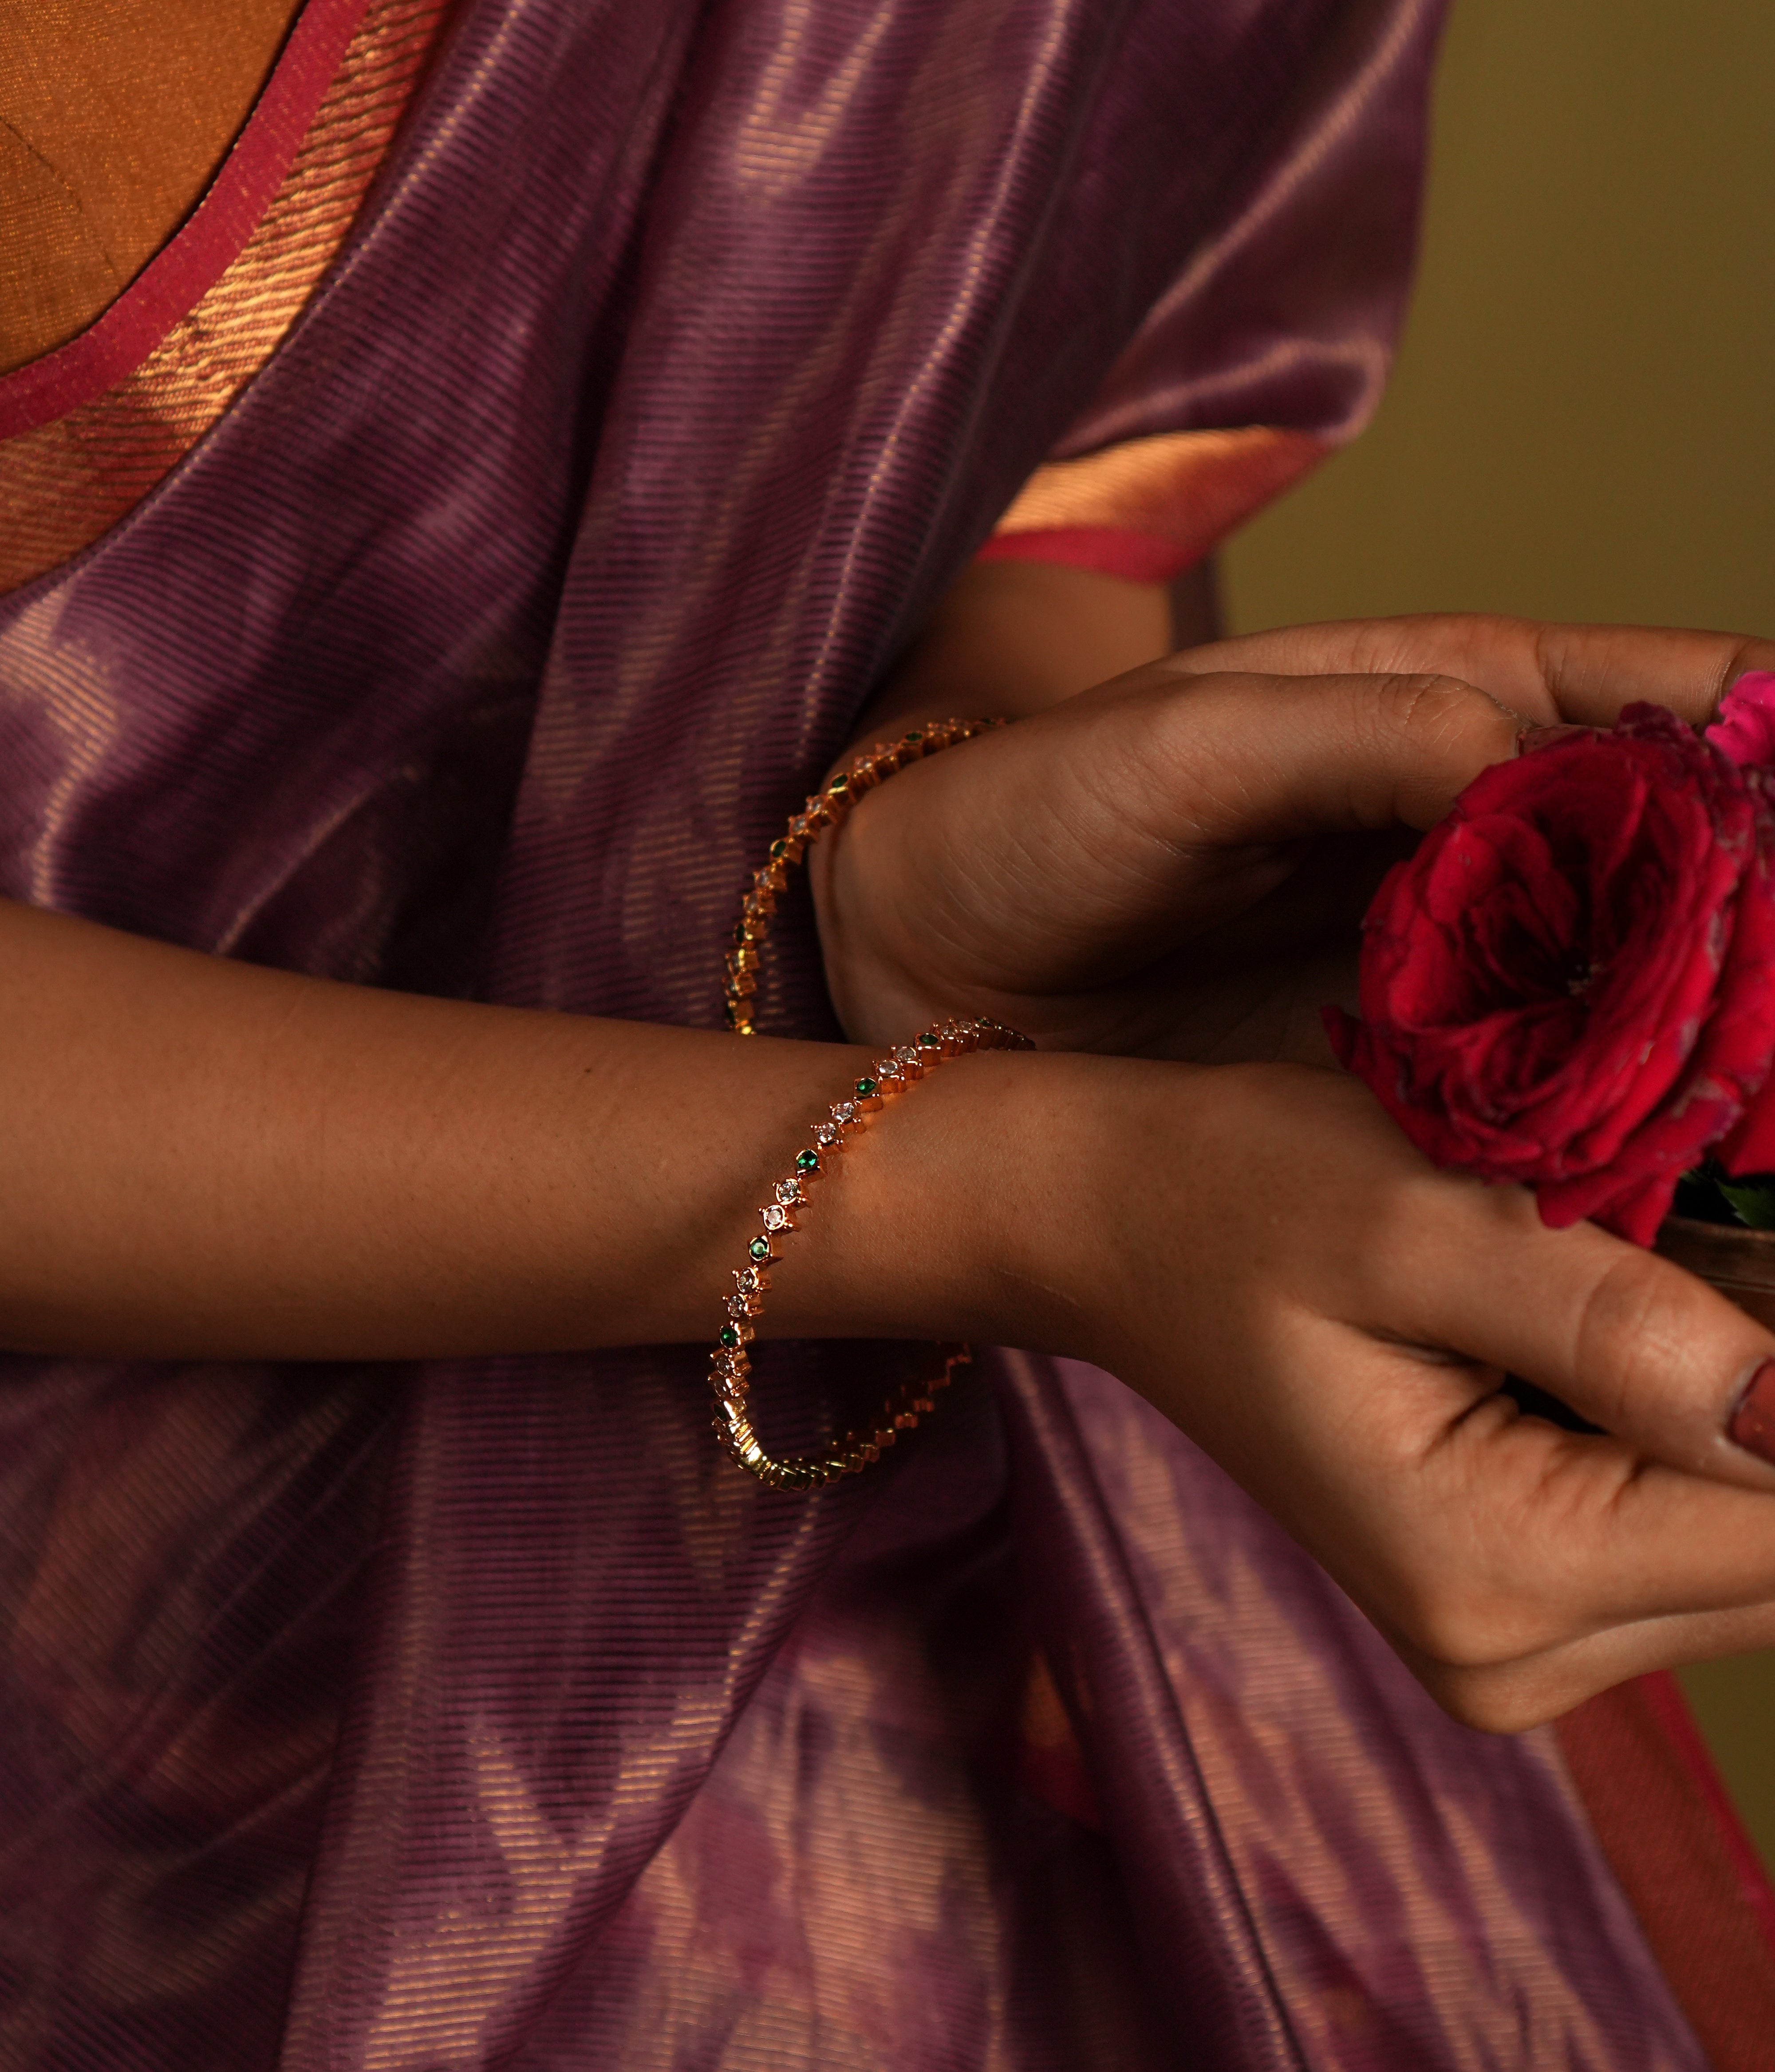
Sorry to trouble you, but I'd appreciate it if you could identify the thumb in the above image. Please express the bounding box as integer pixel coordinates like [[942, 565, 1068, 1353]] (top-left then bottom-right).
[[1139, 669, 1527, 843], [1426, 1202, 1775, 1495]]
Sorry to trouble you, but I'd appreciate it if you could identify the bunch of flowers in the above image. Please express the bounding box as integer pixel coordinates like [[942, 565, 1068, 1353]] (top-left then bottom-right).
[[1326, 672, 1775, 1246]]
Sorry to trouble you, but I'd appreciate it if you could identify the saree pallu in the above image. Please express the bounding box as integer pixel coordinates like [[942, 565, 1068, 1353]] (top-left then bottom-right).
[[0, 0, 1727, 2063]]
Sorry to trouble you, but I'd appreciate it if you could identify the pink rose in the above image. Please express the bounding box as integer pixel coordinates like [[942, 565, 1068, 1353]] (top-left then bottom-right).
[[1706, 670, 1775, 773]]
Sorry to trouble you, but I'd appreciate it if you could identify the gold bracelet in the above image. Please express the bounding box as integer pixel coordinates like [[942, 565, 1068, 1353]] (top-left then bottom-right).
[[723, 717, 1002, 1035], [715, 720, 1031, 1489], [711, 1016, 1031, 1489]]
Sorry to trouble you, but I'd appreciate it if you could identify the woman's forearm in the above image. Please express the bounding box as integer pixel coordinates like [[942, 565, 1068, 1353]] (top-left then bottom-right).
[[852, 558, 1177, 739], [0, 897, 1094, 1361]]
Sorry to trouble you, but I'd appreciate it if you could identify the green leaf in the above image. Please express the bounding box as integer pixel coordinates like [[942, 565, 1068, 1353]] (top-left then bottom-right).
[[1719, 1180, 1775, 1230]]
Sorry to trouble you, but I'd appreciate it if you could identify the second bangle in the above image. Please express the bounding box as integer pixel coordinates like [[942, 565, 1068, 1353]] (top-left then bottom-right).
[[711, 1014, 1031, 1490]]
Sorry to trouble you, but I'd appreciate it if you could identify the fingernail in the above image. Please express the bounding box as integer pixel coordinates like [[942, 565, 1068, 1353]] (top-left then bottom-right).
[[1728, 1359, 1775, 1466], [1515, 723, 1594, 757]]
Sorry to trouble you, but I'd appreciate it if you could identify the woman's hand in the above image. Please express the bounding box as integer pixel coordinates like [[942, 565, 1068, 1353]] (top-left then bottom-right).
[[816, 603, 1775, 1060], [940, 1048, 1775, 1730], [810, 581, 1775, 1728]]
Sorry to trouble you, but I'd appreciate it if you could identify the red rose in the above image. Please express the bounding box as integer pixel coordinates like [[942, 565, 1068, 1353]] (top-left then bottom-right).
[[1325, 705, 1775, 1245]]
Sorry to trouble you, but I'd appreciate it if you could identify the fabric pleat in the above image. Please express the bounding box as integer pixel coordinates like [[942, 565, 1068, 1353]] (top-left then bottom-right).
[[0, 1, 1720, 2064]]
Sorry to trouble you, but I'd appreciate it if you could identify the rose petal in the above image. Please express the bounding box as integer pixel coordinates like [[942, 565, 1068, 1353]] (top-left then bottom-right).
[[1578, 1170, 1683, 1248], [1706, 670, 1775, 772]]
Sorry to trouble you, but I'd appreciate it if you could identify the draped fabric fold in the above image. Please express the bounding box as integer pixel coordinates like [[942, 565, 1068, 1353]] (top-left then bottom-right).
[[0, 0, 1716, 2063]]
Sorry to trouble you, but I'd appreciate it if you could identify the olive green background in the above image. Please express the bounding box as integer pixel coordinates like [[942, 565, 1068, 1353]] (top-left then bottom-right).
[[1222, 0, 1775, 1864]]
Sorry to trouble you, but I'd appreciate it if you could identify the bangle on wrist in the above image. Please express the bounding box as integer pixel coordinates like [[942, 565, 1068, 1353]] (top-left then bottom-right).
[[712, 1016, 1028, 1489], [714, 721, 1031, 1489]]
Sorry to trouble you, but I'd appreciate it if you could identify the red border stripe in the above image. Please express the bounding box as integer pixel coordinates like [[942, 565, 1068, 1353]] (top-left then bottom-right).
[[976, 525, 1201, 585], [0, 0, 374, 441], [1641, 1669, 1775, 1955]]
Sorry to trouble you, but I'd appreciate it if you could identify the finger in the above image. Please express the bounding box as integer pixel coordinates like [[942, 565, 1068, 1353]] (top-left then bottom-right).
[[1354, 1154, 1775, 1497], [1168, 614, 1775, 729], [1530, 622, 1775, 728], [1131, 668, 1524, 838], [1422, 1406, 1775, 1636], [830, 668, 1523, 997], [1272, 1323, 1775, 1688]]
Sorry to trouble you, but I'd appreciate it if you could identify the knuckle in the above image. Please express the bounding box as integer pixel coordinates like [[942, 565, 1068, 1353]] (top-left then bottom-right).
[[1372, 671, 1463, 735], [1367, 676, 1518, 815], [1374, 670, 1508, 746], [1570, 1249, 1720, 1428]]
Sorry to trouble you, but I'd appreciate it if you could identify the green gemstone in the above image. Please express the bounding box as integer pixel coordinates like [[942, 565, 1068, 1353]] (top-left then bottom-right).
[[855, 1076, 879, 1098], [718, 1324, 740, 1348], [829, 773, 851, 793], [796, 1148, 820, 1173], [769, 838, 788, 860], [905, 730, 923, 743], [749, 1236, 772, 1262]]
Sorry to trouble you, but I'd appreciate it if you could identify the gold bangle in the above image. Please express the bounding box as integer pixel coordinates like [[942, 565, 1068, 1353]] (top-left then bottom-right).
[[711, 1016, 1031, 1489], [714, 720, 1030, 1489], [723, 717, 1003, 1036]]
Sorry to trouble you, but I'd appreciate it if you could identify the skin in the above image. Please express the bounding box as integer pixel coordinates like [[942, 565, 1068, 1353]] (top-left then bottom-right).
[[823, 572, 1775, 1729], [0, 558, 1773, 1732]]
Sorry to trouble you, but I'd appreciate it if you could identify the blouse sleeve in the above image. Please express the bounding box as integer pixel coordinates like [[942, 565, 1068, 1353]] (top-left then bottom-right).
[[981, 0, 1444, 582]]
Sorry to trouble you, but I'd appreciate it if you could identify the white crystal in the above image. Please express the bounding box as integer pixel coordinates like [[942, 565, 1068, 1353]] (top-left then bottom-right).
[[762, 1204, 791, 1231], [775, 1179, 801, 1205]]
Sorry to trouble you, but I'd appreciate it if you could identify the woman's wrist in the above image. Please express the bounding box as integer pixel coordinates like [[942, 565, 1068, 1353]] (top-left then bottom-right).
[[759, 1041, 1058, 1353], [781, 1041, 1182, 1372]]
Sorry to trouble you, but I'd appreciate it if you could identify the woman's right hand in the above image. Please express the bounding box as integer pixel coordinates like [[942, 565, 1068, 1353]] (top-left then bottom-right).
[[905, 1044, 1775, 1732]]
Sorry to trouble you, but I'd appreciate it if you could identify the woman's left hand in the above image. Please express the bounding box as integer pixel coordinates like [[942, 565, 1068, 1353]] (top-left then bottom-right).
[[814, 605, 1775, 1060]]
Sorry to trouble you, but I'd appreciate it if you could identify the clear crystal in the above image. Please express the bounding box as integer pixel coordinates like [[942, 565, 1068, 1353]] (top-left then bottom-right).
[[814, 1122, 840, 1146], [762, 1204, 791, 1231], [726, 1293, 752, 1319], [775, 1178, 801, 1205], [736, 1267, 762, 1294], [832, 1101, 857, 1124]]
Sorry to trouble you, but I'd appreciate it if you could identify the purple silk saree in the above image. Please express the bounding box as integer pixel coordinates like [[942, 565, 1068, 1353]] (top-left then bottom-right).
[[0, 0, 1714, 2063]]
